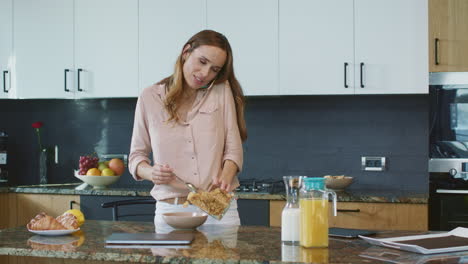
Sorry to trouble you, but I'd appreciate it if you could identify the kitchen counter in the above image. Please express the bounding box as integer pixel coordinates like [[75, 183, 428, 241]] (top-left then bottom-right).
[[0, 220, 464, 264], [7, 184, 428, 203]]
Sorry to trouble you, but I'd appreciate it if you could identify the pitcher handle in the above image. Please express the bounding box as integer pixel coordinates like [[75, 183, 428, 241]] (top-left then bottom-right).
[[327, 190, 337, 216]]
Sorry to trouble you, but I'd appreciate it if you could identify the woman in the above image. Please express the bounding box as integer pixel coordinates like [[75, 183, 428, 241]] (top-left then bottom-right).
[[128, 30, 247, 230]]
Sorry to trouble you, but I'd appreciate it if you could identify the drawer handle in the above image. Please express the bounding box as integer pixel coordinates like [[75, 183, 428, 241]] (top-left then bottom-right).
[[337, 209, 360, 213]]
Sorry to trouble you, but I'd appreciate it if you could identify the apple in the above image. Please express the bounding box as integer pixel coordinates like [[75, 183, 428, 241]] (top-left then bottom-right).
[[98, 162, 108, 171]]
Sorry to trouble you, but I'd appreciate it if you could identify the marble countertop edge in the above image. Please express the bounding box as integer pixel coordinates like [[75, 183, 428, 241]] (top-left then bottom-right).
[[0, 186, 428, 204]]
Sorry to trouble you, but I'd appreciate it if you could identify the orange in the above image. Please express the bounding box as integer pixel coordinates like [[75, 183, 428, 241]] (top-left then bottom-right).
[[108, 158, 125, 175], [86, 168, 101, 176]]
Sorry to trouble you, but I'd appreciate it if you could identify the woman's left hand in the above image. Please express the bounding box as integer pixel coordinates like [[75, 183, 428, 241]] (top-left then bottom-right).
[[211, 175, 234, 192], [211, 160, 238, 192]]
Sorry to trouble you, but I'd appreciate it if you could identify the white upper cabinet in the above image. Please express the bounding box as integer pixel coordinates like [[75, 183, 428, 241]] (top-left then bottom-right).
[[0, 0, 12, 98], [139, 0, 206, 93], [75, 0, 138, 98], [207, 0, 279, 96], [354, 0, 428, 94], [14, 0, 74, 99], [280, 0, 428, 95], [280, 0, 354, 95]]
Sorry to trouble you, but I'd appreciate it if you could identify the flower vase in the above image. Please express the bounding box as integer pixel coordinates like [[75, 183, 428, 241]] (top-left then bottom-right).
[[39, 148, 48, 184]]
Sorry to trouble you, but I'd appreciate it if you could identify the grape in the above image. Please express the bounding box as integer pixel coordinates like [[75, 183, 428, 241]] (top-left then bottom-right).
[[78, 154, 99, 175]]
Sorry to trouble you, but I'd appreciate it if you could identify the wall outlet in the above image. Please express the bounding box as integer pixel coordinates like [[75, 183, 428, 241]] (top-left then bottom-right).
[[361, 156, 386, 171]]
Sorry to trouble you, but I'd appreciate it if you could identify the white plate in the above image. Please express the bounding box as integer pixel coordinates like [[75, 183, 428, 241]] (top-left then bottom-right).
[[28, 228, 80, 236]]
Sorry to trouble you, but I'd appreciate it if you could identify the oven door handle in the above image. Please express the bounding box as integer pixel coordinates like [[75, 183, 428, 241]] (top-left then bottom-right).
[[436, 189, 468, 194]]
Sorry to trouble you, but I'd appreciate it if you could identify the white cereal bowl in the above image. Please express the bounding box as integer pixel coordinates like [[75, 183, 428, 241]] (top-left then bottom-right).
[[162, 212, 208, 229], [74, 171, 120, 189]]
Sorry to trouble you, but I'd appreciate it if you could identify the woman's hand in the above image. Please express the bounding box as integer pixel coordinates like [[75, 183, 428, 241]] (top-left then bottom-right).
[[211, 160, 238, 192], [151, 164, 175, 185], [137, 162, 175, 185], [212, 174, 234, 192]]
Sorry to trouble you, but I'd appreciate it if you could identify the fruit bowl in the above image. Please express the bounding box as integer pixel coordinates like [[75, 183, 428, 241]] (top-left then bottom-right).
[[162, 212, 208, 229], [74, 171, 120, 189], [324, 175, 353, 191]]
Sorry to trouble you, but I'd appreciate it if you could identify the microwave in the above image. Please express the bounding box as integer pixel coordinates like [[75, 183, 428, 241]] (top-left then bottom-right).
[[429, 72, 468, 159]]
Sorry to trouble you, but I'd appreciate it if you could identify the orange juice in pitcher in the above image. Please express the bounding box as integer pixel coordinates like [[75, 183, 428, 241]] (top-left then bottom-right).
[[299, 177, 336, 248]]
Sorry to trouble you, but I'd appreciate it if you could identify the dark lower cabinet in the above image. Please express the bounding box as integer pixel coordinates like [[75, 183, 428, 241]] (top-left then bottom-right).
[[237, 199, 269, 226], [80, 195, 270, 226]]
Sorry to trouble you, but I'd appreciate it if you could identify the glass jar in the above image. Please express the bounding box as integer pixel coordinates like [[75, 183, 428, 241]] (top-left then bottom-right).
[[281, 176, 304, 244], [299, 177, 337, 248]]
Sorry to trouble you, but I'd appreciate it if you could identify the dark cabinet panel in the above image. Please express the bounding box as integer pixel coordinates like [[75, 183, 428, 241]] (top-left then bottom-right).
[[238, 199, 269, 226]]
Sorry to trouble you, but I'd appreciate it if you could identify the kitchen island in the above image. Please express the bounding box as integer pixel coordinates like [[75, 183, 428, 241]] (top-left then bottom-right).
[[0, 220, 465, 264]]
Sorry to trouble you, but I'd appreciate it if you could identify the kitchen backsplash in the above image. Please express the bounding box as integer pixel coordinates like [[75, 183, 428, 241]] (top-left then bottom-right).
[[0, 94, 428, 192]]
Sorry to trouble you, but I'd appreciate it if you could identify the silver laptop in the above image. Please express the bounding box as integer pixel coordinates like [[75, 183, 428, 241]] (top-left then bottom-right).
[[105, 233, 194, 245]]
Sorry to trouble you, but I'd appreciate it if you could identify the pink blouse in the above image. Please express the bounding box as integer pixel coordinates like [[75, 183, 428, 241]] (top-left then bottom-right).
[[128, 81, 243, 201]]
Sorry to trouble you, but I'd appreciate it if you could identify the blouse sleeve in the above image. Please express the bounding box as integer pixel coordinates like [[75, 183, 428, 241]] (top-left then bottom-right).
[[222, 81, 243, 171], [128, 91, 152, 180]]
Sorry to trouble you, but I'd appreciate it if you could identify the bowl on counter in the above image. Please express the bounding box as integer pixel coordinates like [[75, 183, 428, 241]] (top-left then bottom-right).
[[74, 171, 120, 189], [324, 175, 353, 191], [162, 212, 208, 229]]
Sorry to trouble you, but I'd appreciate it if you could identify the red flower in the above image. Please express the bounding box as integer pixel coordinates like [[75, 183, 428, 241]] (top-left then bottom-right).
[[32, 122, 43, 129]]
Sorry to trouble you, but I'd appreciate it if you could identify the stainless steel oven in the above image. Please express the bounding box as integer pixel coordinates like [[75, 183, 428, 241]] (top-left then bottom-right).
[[429, 72, 468, 230], [429, 159, 468, 230]]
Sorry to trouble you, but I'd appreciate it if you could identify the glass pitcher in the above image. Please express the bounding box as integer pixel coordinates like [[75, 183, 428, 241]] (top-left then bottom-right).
[[299, 177, 337, 248], [281, 176, 304, 244]]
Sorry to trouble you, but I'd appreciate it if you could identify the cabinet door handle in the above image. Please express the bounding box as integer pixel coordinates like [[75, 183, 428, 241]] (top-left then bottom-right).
[[3, 70, 8, 93], [344, 62, 349, 88], [337, 209, 360, 213], [435, 38, 440, 65], [360, 62, 365, 88], [77, 68, 83, 92], [64, 69, 70, 92]]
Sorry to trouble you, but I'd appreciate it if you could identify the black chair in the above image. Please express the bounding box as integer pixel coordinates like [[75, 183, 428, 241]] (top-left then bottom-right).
[[101, 198, 156, 221]]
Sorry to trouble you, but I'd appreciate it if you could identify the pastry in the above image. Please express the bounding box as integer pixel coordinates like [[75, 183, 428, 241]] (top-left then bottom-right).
[[56, 213, 79, 230], [27, 212, 66, 230]]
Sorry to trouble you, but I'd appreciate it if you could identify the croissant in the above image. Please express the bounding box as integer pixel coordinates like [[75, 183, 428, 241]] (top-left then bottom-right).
[[56, 213, 78, 230], [27, 212, 66, 230]]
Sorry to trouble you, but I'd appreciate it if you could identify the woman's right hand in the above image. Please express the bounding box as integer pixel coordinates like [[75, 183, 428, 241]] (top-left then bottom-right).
[[151, 164, 175, 185]]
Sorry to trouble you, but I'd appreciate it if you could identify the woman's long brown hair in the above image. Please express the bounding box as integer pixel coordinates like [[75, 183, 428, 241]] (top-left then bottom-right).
[[158, 30, 247, 142]]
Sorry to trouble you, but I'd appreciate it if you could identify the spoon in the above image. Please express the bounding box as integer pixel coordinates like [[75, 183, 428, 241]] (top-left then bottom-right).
[[174, 175, 198, 193]]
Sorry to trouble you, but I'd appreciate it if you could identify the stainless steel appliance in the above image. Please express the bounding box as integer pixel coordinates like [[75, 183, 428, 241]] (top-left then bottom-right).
[[429, 72, 468, 230], [235, 178, 285, 194]]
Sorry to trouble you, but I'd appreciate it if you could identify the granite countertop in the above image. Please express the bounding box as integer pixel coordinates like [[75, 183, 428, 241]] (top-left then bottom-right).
[[0, 220, 465, 264], [4, 184, 428, 203]]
